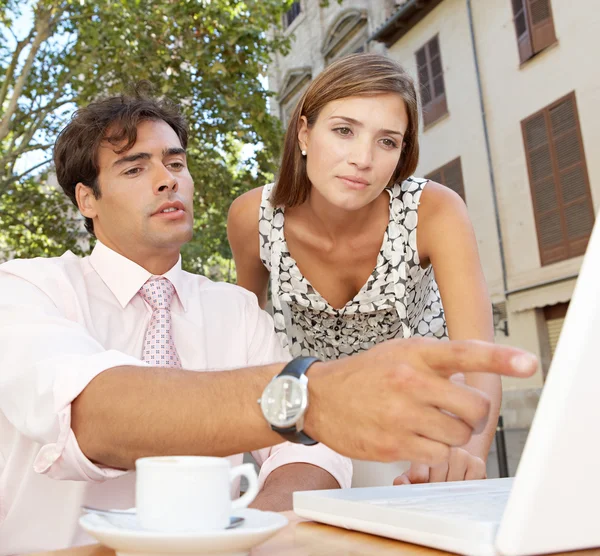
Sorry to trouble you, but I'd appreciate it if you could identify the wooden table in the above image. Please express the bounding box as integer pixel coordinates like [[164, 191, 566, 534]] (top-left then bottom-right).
[[28, 512, 600, 556]]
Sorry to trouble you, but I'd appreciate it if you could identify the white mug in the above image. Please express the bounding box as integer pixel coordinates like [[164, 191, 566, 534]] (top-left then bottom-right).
[[135, 456, 259, 532]]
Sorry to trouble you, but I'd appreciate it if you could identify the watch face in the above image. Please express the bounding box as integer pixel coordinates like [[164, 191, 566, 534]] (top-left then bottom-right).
[[260, 376, 307, 429]]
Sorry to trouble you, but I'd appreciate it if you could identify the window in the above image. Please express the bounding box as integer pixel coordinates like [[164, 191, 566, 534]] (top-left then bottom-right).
[[322, 10, 368, 66], [511, 0, 557, 64], [278, 67, 312, 127], [415, 35, 448, 127], [425, 157, 466, 203], [522, 92, 594, 266], [284, 1, 301, 29]]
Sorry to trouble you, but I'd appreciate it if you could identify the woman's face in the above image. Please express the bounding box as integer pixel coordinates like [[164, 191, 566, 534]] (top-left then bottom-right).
[[298, 93, 408, 212]]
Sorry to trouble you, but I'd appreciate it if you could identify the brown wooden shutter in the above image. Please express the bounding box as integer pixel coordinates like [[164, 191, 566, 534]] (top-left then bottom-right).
[[444, 158, 466, 202], [511, 0, 533, 63], [427, 170, 443, 185], [544, 302, 569, 358], [426, 157, 466, 203], [526, 0, 557, 53], [415, 35, 447, 127], [522, 92, 594, 265], [511, 0, 556, 63]]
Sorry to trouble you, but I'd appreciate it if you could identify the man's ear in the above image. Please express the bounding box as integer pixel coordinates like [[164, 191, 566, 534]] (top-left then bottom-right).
[[297, 115, 309, 153], [75, 182, 98, 219]]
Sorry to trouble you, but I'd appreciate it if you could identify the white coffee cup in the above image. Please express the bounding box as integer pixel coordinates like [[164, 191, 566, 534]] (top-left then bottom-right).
[[135, 456, 259, 533]]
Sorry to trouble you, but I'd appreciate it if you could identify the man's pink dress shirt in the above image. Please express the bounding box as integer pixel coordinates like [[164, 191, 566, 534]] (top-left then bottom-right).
[[0, 242, 351, 554]]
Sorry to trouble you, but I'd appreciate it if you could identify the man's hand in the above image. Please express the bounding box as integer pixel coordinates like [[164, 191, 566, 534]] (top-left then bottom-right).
[[304, 338, 537, 465], [393, 448, 487, 485]]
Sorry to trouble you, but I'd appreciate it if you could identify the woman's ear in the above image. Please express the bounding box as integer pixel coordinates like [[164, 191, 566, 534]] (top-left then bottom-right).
[[297, 115, 309, 153], [75, 182, 98, 220]]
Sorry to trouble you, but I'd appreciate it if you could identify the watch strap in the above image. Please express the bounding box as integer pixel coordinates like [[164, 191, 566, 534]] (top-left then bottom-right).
[[272, 356, 320, 446], [279, 356, 320, 379], [271, 425, 318, 446]]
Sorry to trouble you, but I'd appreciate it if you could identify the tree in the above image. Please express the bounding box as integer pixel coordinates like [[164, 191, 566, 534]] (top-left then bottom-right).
[[0, 0, 294, 276]]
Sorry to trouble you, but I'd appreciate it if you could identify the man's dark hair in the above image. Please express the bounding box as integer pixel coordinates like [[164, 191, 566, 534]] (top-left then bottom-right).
[[53, 85, 189, 235]]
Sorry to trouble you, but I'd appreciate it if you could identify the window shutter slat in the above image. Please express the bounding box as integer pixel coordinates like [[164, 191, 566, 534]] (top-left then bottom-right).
[[538, 210, 564, 247], [522, 93, 594, 266], [522, 110, 565, 263], [526, 0, 557, 53], [433, 75, 445, 97], [426, 158, 466, 204], [564, 201, 594, 241], [428, 36, 440, 57], [511, 0, 533, 63], [443, 158, 466, 202], [427, 170, 443, 185], [550, 95, 594, 253], [416, 35, 447, 127], [560, 167, 587, 204], [416, 46, 432, 107], [534, 177, 557, 214]]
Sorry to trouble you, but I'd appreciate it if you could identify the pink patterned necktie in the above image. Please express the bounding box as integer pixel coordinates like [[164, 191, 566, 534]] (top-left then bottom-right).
[[139, 277, 182, 368]]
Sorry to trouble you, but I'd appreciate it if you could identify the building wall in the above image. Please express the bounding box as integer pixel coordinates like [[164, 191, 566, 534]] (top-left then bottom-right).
[[385, 0, 505, 301], [266, 0, 600, 408], [471, 0, 600, 290], [268, 0, 390, 121]]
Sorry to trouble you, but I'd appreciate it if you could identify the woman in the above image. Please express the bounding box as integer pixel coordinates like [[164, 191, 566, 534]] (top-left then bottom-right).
[[228, 54, 499, 486]]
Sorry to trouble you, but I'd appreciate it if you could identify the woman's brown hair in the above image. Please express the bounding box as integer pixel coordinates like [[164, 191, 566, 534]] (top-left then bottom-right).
[[271, 53, 420, 208]]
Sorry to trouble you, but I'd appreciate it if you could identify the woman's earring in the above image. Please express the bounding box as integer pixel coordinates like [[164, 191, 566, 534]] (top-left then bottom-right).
[[301, 150, 307, 156]]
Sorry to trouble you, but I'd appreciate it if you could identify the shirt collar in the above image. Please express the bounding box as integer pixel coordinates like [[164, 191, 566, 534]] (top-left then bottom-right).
[[89, 241, 188, 311]]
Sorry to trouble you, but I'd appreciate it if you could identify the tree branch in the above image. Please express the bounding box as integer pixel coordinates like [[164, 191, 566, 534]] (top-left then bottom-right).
[[0, 143, 54, 167], [0, 27, 36, 109], [12, 90, 70, 150], [0, 156, 53, 195], [0, 9, 55, 142]]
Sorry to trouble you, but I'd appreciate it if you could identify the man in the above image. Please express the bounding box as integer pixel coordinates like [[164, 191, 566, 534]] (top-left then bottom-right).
[[0, 92, 537, 554]]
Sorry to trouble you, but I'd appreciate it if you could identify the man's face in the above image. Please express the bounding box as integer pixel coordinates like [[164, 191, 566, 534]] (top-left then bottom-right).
[[79, 119, 194, 262]]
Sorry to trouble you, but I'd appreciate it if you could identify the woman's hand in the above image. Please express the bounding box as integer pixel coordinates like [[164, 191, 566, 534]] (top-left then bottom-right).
[[393, 447, 487, 485]]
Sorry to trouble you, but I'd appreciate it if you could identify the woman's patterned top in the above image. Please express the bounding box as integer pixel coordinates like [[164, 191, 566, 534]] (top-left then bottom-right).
[[258, 177, 448, 360]]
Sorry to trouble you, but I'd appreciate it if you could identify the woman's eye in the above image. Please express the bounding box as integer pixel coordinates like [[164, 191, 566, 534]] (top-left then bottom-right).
[[334, 127, 352, 136], [381, 138, 398, 148]]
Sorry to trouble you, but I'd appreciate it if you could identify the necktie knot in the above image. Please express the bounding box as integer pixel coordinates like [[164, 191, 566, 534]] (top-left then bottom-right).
[[139, 277, 176, 311]]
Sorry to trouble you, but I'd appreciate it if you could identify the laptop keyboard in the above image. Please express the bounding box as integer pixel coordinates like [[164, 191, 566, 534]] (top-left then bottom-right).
[[365, 482, 512, 523]]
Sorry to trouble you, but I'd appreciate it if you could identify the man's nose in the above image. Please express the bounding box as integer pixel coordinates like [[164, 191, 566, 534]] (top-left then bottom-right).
[[155, 168, 178, 193]]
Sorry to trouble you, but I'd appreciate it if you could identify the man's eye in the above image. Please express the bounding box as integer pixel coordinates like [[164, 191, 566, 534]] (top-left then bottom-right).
[[169, 162, 184, 170], [124, 167, 142, 176]]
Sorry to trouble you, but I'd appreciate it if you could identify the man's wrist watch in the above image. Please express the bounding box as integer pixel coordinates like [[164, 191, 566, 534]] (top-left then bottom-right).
[[258, 356, 320, 446]]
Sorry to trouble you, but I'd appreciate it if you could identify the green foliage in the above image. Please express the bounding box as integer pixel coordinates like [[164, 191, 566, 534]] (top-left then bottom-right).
[[0, 0, 295, 278]]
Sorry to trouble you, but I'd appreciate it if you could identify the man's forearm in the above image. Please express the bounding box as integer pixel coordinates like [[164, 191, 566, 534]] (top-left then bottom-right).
[[250, 463, 340, 512], [71, 364, 290, 469]]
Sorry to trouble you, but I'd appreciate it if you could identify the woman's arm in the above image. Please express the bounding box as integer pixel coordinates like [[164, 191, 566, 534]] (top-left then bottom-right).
[[417, 181, 500, 460], [394, 181, 500, 485], [227, 187, 271, 308]]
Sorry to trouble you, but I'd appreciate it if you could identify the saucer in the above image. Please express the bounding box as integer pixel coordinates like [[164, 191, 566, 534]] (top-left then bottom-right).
[[79, 508, 288, 556]]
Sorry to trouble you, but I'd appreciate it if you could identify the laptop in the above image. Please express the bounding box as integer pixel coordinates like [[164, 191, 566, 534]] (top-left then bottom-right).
[[294, 219, 600, 556]]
